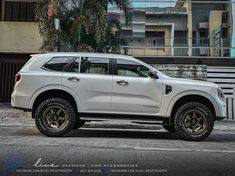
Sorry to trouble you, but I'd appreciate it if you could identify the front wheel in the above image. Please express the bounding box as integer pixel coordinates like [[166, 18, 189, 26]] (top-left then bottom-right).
[[35, 98, 77, 137], [174, 102, 214, 141]]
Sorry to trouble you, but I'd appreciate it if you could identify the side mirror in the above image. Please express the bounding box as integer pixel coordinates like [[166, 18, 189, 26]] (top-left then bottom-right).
[[148, 70, 159, 79]]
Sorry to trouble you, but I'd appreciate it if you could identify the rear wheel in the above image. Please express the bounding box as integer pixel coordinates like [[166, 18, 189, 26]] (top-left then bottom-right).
[[35, 98, 76, 137], [174, 102, 214, 141]]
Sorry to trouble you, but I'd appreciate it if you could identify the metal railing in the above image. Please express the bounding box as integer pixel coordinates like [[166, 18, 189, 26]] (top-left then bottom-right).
[[207, 66, 235, 120]]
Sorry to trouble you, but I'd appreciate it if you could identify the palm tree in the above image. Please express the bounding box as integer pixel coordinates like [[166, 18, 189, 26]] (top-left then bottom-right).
[[98, 0, 132, 23], [35, 0, 132, 53], [97, 18, 128, 54], [35, 0, 63, 51]]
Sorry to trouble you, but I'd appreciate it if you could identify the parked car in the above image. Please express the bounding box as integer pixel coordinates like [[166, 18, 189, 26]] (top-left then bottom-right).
[[11, 53, 226, 141]]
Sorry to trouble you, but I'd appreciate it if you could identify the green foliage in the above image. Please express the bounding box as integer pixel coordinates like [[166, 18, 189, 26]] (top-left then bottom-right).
[[35, 0, 132, 53], [35, 0, 63, 51]]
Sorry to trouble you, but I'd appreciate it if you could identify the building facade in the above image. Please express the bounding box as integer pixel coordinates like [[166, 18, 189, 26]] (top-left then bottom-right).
[[0, 0, 234, 58], [109, 0, 233, 57], [0, 0, 235, 109], [0, 0, 42, 57]]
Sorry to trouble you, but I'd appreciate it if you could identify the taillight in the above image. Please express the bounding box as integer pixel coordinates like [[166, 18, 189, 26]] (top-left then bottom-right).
[[15, 73, 21, 82]]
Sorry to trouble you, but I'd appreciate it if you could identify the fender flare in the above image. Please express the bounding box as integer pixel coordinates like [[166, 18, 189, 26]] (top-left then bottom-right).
[[166, 90, 219, 117], [29, 85, 81, 111]]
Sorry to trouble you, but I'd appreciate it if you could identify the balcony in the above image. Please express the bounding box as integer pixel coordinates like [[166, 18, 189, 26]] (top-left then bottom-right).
[[0, 22, 42, 53], [198, 22, 209, 29], [199, 48, 209, 56]]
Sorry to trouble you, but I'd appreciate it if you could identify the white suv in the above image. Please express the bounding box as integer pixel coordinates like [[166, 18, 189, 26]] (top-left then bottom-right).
[[11, 53, 226, 141]]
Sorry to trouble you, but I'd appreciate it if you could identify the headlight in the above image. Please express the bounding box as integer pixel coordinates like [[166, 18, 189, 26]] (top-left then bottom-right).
[[217, 87, 225, 101]]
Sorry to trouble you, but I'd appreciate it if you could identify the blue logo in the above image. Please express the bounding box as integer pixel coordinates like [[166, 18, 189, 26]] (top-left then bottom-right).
[[2, 153, 32, 176]]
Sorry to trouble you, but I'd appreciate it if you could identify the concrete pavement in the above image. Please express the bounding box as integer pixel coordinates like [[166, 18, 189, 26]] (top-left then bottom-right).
[[0, 104, 235, 176], [0, 126, 235, 176]]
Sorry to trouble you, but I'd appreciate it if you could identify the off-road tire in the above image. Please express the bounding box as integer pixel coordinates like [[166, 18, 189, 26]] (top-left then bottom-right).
[[174, 102, 214, 141], [35, 98, 76, 137]]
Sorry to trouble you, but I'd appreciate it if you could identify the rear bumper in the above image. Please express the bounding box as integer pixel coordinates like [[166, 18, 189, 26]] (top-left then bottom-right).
[[11, 90, 31, 109]]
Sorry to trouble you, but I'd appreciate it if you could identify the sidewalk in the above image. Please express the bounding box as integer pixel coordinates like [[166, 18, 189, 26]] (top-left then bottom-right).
[[1, 103, 235, 131]]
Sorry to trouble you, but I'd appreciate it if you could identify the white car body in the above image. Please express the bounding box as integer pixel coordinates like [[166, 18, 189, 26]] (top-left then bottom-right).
[[11, 52, 227, 140], [11, 52, 226, 121]]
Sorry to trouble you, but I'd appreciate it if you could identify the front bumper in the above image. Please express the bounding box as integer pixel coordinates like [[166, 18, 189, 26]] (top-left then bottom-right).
[[215, 98, 226, 119]]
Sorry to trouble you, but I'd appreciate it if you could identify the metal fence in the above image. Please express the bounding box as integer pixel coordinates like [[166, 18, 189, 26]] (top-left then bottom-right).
[[207, 66, 235, 120], [0, 58, 26, 102]]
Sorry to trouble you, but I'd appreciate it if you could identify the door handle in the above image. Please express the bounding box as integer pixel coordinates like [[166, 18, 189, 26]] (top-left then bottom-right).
[[117, 80, 128, 86], [68, 77, 80, 82]]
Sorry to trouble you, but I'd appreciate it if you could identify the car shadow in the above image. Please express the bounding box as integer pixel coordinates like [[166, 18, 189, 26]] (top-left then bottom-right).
[[67, 128, 235, 142], [67, 128, 180, 140], [16, 127, 235, 142]]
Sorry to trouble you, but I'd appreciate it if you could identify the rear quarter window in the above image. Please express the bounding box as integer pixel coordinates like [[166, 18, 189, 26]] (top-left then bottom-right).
[[43, 57, 75, 71]]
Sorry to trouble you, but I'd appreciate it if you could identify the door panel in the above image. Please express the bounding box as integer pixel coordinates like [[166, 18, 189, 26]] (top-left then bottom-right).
[[62, 57, 112, 112], [111, 59, 163, 114], [111, 76, 162, 114]]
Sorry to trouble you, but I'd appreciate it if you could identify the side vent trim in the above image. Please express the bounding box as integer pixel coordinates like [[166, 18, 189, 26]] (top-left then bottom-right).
[[166, 85, 172, 95]]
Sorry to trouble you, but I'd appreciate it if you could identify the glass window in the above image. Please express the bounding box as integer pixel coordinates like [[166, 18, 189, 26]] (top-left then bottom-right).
[[4, 2, 12, 21], [0, 0, 2, 20], [43, 57, 75, 72], [12, 2, 20, 21], [4, 2, 35, 22], [19, 2, 27, 21], [64, 58, 80, 73], [80, 57, 109, 75], [116, 59, 150, 77]]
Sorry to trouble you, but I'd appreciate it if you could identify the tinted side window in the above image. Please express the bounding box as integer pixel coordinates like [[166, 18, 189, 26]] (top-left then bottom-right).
[[116, 59, 150, 77], [80, 57, 109, 75], [64, 58, 80, 73], [43, 57, 74, 71]]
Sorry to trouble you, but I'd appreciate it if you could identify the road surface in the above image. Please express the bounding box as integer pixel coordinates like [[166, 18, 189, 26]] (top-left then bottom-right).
[[0, 124, 235, 176]]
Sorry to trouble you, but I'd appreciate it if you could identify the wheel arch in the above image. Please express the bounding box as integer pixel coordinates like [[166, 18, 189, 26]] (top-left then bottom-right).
[[167, 93, 217, 124], [30, 87, 80, 118]]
